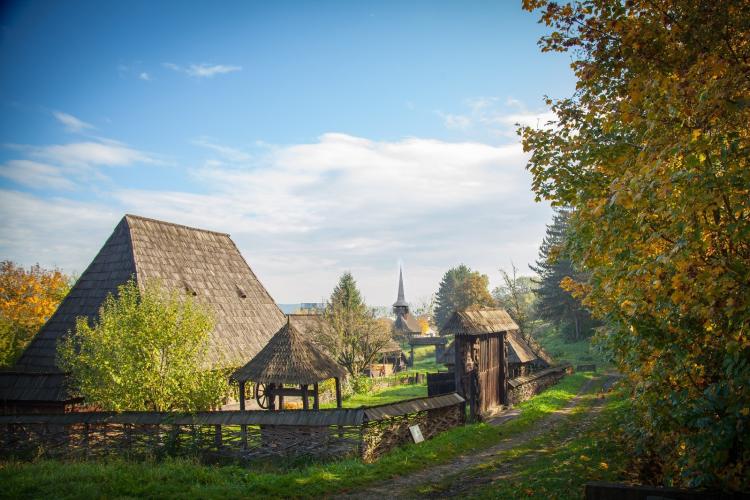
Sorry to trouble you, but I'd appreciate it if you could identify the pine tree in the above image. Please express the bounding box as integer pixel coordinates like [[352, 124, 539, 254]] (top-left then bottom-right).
[[530, 210, 596, 340]]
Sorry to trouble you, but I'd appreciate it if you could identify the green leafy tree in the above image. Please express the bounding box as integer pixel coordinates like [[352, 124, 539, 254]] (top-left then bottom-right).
[[521, 0, 750, 490], [530, 210, 597, 341], [434, 264, 495, 329], [318, 272, 392, 378], [58, 278, 229, 411]]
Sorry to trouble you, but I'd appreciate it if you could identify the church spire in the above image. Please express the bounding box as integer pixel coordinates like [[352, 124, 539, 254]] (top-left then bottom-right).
[[393, 267, 409, 308]]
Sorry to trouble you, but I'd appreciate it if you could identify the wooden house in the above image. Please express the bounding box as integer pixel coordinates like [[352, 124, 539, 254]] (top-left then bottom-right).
[[0, 215, 286, 413]]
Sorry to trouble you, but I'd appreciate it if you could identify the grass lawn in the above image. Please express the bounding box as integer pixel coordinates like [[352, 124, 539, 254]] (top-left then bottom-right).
[[533, 322, 612, 369], [0, 373, 596, 499]]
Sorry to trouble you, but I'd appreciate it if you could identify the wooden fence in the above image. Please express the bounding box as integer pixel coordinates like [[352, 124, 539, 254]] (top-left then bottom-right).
[[0, 393, 465, 464]]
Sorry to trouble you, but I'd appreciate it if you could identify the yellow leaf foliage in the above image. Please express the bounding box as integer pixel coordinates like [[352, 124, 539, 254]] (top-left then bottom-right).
[[0, 261, 71, 366]]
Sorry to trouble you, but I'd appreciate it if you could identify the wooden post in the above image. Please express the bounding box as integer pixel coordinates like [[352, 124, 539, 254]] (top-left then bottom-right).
[[502, 332, 510, 407], [335, 377, 342, 408], [239, 381, 246, 411], [83, 422, 90, 458], [239, 380, 248, 449], [214, 424, 222, 449], [269, 383, 276, 411], [301, 384, 309, 410], [278, 383, 285, 410], [410, 345, 414, 366], [313, 383, 320, 410]]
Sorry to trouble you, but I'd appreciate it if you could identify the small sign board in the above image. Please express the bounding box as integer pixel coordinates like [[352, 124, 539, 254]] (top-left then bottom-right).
[[409, 424, 424, 443]]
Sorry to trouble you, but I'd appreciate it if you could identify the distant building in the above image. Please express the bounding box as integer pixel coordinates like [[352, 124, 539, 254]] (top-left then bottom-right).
[[392, 268, 422, 338]]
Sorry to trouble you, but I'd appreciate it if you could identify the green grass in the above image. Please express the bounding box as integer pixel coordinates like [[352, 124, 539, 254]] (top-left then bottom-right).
[[533, 322, 612, 369], [0, 373, 595, 499]]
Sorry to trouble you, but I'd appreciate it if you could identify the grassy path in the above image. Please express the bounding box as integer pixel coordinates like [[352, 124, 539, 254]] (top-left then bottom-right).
[[410, 375, 620, 498], [343, 374, 616, 499]]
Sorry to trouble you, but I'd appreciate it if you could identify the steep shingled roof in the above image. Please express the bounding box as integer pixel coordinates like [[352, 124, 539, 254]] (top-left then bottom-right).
[[439, 307, 519, 337], [5, 214, 286, 402], [231, 319, 345, 385]]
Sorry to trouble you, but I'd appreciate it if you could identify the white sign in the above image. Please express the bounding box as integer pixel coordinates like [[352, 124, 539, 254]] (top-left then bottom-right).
[[409, 424, 424, 443]]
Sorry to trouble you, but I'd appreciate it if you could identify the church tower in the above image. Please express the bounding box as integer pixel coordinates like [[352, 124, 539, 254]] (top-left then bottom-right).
[[393, 267, 409, 317], [393, 267, 421, 338]]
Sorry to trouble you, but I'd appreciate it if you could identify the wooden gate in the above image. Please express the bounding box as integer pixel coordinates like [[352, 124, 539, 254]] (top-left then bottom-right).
[[454, 332, 507, 416]]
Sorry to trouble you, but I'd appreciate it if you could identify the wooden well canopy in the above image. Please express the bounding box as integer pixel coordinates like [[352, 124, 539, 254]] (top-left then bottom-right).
[[231, 318, 346, 410]]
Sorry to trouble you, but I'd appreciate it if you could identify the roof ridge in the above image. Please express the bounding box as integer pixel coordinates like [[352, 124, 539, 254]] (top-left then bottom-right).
[[124, 214, 230, 237]]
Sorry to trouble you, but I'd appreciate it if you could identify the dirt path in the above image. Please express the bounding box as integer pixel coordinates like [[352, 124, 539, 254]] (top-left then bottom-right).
[[341, 374, 617, 500], [418, 374, 620, 498]]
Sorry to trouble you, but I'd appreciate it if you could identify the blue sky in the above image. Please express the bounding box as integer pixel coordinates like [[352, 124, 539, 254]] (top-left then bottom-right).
[[0, 1, 574, 305]]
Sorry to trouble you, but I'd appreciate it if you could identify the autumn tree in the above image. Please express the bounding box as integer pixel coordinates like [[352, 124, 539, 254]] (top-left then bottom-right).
[[530, 210, 597, 340], [434, 264, 495, 329], [521, 0, 750, 490], [0, 261, 71, 367], [493, 264, 538, 342], [318, 272, 392, 378], [58, 279, 229, 411]]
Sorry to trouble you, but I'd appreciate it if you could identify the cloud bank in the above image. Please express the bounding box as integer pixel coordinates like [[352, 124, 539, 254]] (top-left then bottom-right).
[[1, 129, 551, 304]]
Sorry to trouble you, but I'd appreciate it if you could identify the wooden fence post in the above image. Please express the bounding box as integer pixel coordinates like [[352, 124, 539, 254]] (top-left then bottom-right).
[[214, 424, 222, 450], [239, 381, 247, 450], [83, 423, 90, 458]]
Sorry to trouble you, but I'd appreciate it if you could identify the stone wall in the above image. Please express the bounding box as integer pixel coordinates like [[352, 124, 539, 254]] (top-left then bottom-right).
[[507, 365, 572, 405]]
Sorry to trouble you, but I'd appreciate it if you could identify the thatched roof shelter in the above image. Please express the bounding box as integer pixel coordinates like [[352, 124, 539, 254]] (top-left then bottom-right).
[[440, 307, 519, 336], [1, 214, 285, 410], [232, 319, 345, 385]]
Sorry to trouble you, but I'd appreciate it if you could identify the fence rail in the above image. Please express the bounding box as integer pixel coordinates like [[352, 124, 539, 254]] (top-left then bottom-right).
[[1, 393, 465, 464]]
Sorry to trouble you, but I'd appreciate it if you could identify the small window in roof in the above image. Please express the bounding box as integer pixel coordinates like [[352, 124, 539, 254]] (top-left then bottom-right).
[[236, 284, 247, 299], [183, 280, 197, 296]]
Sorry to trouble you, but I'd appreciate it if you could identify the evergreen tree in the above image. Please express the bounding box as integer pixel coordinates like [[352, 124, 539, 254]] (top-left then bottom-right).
[[434, 264, 494, 329], [530, 210, 596, 340], [319, 272, 391, 377]]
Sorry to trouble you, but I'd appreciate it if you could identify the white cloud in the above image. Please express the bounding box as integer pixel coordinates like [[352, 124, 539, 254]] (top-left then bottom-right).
[[102, 133, 551, 303], [0, 128, 552, 306], [163, 62, 242, 78], [0, 160, 76, 190], [53, 111, 95, 133], [436, 111, 472, 130], [23, 141, 160, 168], [139, 72, 151, 81], [0, 190, 120, 273], [193, 137, 252, 162], [439, 96, 557, 138]]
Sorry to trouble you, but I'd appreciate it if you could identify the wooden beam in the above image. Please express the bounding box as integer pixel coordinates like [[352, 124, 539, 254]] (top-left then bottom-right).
[[301, 385, 309, 410], [313, 383, 319, 410], [278, 383, 285, 410], [335, 377, 342, 408]]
